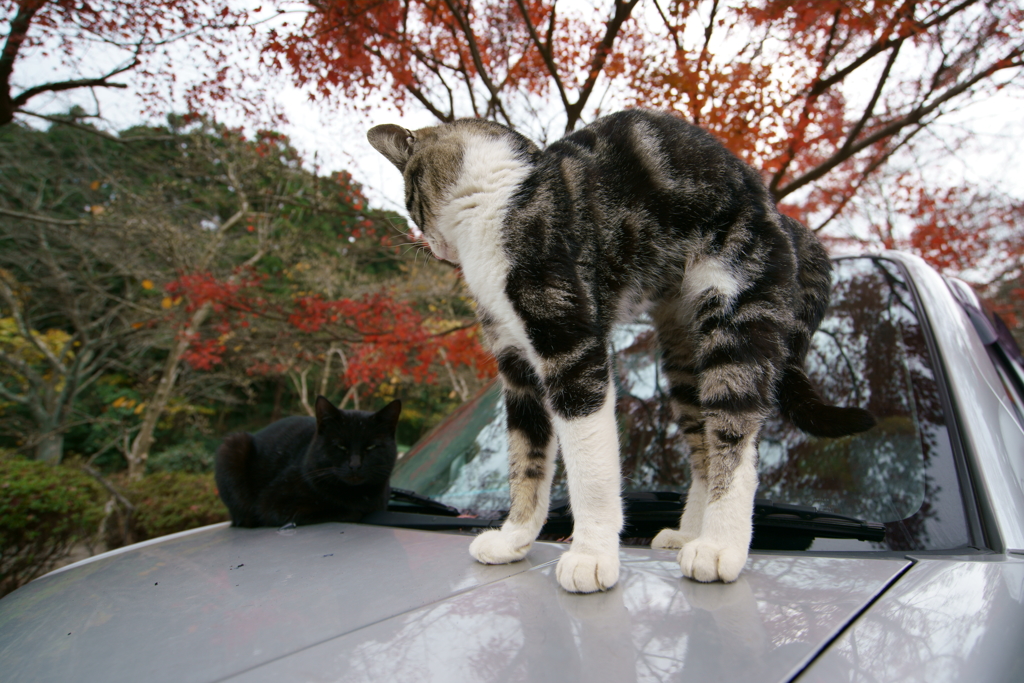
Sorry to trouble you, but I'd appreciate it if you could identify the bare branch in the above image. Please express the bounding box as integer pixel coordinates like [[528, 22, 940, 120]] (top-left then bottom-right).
[[0, 206, 87, 226], [651, 0, 683, 52], [838, 41, 903, 157], [514, 0, 570, 114], [81, 464, 135, 514], [0, 372, 32, 405], [0, 273, 67, 375], [806, 0, 981, 100], [440, 0, 506, 113], [776, 49, 1022, 199], [812, 123, 926, 233], [11, 56, 139, 110], [18, 111, 178, 143], [564, 0, 641, 132]]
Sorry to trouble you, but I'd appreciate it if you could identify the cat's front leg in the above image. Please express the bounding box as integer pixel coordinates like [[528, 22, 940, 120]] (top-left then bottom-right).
[[551, 375, 623, 593], [469, 350, 557, 565]]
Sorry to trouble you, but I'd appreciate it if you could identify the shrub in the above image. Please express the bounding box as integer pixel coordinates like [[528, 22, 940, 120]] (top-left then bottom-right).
[[115, 471, 229, 542], [0, 457, 105, 597], [146, 440, 216, 474]]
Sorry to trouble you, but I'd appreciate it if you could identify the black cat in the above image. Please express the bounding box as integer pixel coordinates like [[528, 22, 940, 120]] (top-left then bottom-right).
[[215, 396, 401, 527]]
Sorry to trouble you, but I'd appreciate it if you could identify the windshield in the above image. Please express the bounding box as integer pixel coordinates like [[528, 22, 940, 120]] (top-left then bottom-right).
[[391, 257, 970, 551]]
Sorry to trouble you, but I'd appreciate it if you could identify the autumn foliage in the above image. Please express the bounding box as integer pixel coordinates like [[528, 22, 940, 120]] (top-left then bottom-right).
[[162, 268, 494, 399], [258, 0, 1024, 339], [0, 0, 253, 126], [2, 0, 1023, 471]]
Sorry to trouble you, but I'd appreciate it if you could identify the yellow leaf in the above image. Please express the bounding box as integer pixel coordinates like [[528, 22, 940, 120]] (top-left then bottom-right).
[[141, 279, 154, 290], [134, 403, 146, 415], [90, 180, 101, 191], [161, 297, 173, 309]]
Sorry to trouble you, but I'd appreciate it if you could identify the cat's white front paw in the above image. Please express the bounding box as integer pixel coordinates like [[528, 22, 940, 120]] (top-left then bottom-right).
[[469, 529, 531, 564], [678, 538, 748, 583], [555, 549, 619, 593], [651, 528, 695, 550]]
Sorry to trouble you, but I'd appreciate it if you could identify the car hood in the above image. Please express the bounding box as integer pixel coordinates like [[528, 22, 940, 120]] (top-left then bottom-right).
[[0, 522, 909, 682]]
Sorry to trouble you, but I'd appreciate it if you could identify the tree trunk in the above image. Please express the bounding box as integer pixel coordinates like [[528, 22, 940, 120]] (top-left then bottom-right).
[[270, 376, 284, 422], [126, 302, 211, 479], [34, 431, 63, 464]]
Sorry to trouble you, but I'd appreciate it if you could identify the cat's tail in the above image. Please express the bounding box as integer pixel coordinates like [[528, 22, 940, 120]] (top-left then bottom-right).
[[777, 364, 876, 438]]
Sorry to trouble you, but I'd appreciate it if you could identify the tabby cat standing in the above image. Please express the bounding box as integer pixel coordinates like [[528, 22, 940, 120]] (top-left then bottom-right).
[[369, 109, 873, 593]]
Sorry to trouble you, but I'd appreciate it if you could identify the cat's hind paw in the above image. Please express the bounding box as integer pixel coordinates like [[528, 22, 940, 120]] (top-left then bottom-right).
[[651, 528, 695, 550], [678, 539, 748, 583], [469, 529, 531, 565], [555, 549, 619, 593]]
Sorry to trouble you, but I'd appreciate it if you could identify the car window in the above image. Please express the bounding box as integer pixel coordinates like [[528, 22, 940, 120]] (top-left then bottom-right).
[[391, 257, 971, 550], [987, 312, 1024, 430]]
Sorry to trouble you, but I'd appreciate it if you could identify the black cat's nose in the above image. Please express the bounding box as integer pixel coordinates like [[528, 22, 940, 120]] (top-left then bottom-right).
[[349, 453, 361, 469]]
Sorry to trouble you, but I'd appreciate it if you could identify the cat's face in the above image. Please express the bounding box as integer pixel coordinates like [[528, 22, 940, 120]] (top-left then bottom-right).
[[306, 397, 402, 487], [367, 123, 462, 262], [366, 120, 538, 264]]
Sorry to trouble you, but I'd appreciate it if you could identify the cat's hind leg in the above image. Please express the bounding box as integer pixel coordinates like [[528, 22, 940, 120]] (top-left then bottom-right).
[[650, 302, 708, 551], [469, 349, 558, 565], [678, 409, 762, 582], [215, 433, 261, 527], [676, 260, 785, 582]]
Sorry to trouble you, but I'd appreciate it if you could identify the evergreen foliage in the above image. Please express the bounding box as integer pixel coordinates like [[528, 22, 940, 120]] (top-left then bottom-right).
[[0, 456, 105, 596], [114, 472, 229, 543]]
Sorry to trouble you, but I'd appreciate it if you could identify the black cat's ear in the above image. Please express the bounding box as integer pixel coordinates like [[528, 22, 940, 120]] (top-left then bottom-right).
[[375, 399, 402, 431], [367, 124, 416, 172], [314, 395, 338, 432]]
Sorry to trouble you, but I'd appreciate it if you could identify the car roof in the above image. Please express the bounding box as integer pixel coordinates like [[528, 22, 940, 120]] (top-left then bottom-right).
[[0, 521, 909, 682]]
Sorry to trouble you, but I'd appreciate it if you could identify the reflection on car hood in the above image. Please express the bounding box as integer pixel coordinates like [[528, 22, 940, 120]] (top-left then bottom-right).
[[0, 523, 909, 683]]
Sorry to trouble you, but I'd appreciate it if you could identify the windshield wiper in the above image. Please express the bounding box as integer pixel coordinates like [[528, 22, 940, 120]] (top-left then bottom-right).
[[388, 487, 462, 516], [542, 492, 886, 547], [359, 488, 501, 531], [372, 489, 886, 548], [752, 498, 886, 543]]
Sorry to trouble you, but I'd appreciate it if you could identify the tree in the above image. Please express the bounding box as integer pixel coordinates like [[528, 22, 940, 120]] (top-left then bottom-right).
[[261, 0, 1024, 337], [94, 116, 428, 478], [1, 111, 497, 470], [0, 0, 251, 128], [0, 273, 126, 463], [0, 115, 367, 466], [0, 117, 167, 462]]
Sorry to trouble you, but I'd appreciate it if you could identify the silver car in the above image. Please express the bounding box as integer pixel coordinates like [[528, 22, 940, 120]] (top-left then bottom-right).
[[2, 252, 1023, 682]]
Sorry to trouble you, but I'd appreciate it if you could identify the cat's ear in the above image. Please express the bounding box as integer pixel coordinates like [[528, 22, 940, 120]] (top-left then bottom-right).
[[375, 399, 402, 431], [314, 395, 338, 432], [367, 124, 416, 172]]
